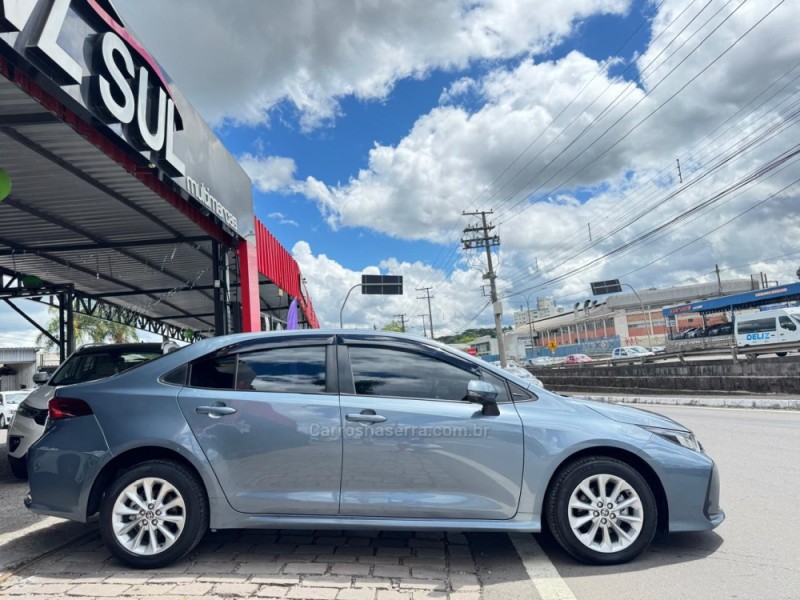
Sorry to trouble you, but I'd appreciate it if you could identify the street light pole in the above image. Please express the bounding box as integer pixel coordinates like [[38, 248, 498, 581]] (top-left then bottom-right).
[[620, 282, 653, 348], [339, 283, 363, 328]]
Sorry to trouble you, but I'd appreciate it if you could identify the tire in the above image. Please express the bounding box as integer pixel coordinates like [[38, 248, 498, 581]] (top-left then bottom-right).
[[776, 352, 787, 357], [0, 415, 6, 429], [99, 459, 208, 569], [8, 454, 28, 479], [546, 456, 657, 565]]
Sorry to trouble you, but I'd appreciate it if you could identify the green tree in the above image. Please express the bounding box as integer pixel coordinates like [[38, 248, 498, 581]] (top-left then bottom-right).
[[36, 308, 141, 350], [382, 320, 404, 333]]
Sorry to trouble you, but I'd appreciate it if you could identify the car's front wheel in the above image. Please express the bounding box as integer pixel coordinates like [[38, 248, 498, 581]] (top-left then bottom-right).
[[8, 454, 27, 479], [546, 456, 657, 565], [99, 459, 208, 569]]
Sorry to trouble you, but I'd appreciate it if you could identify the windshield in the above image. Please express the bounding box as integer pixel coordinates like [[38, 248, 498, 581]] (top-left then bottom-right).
[[50, 350, 161, 386], [3, 391, 28, 405]]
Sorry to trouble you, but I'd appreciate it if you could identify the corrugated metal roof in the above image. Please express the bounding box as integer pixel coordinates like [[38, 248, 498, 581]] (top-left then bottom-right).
[[0, 74, 219, 333]]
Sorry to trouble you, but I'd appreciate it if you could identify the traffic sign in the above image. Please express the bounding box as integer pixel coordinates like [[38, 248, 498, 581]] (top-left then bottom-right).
[[547, 340, 558, 352]]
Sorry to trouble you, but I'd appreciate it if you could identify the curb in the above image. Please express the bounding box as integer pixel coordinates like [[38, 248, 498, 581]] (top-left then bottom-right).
[[570, 394, 800, 410]]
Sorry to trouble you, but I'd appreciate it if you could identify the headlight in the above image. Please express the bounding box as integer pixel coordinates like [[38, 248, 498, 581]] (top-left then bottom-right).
[[642, 426, 702, 452]]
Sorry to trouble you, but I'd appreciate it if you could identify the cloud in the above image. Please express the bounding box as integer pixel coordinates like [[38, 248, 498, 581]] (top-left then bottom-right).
[[115, 0, 630, 129], [293, 240, 491, 334], [239, 154, 299, 193]]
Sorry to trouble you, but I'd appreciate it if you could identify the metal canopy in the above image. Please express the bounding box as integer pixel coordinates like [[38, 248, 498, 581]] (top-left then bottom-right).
[[0, 74, 229, 337]]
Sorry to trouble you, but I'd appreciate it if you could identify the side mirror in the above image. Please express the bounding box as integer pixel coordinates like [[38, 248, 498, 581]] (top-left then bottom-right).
[[32, 371, 50, 384], [466, 380, 500, 416]]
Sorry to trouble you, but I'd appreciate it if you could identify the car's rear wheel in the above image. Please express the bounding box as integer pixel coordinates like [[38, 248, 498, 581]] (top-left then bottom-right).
[[546, 456, 657, 565], [8, 454, 27, 479], [100, 459, 208, 569]]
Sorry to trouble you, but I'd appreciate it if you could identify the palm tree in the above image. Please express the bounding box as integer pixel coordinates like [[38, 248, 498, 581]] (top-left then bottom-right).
[[36, 308, 140, 350]]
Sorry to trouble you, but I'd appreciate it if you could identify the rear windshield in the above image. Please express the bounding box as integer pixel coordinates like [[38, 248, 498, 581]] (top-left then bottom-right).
[[50, 350, 161, 386]]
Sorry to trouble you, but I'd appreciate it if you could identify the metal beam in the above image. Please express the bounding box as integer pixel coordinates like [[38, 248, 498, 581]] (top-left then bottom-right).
[[0, 245, 213, 329], [3, 197, 217, 308], [0, 236, 210, 256], [0, 112, 60, 126]]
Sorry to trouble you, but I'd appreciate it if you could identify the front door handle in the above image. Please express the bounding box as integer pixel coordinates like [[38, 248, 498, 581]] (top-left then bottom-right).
[[196, 402, 236, 417], [345, 412, 387, 424]]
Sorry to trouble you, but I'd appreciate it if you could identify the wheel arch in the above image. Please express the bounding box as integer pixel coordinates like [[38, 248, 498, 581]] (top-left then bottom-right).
[[86, 446, 208, 520], [542, 446, 669, 533]]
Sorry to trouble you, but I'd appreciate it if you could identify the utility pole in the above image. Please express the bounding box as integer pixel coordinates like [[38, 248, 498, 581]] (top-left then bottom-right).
[[416, 287, 435, 340], [418, 314, 428, 337], [394, 313, 406, 333], [715, 264, 722, 296], [462, 210, 507, 367]]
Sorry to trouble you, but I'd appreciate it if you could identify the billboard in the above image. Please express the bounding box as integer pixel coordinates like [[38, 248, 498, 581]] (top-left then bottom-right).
[[361, 274, 403, 295]]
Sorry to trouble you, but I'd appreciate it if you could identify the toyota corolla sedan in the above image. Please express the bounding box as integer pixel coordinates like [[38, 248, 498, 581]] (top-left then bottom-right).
[[24, 331, 723, 569]]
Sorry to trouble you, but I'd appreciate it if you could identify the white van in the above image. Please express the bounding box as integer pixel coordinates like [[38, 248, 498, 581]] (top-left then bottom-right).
[[734, 308, 800, 351]]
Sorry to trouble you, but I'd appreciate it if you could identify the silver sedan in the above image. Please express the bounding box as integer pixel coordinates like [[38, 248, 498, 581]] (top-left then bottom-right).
[[25, 330, 723, 569]]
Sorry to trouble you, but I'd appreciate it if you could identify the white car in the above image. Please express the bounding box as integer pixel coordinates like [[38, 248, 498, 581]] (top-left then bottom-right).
[[611, 346, 655, 361], [502, 365, 545, 388], [7, 343, 164, 479], [0, 390, 30, 429]]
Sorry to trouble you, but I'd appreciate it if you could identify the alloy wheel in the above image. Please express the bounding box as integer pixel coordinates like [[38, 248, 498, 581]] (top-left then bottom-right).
[[111, 477, 186, 556], [567, 473, 644, 553]]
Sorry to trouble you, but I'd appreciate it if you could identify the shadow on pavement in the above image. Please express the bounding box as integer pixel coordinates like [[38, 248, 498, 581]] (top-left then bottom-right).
[[537, 529, 725, 577]]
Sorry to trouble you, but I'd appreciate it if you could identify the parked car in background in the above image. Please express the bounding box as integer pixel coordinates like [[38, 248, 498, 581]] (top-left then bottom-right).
[[648, 346, 665, 353], [528, 356, 554, 367], [7, 342, 165, 479], [0, 390, 30, 429], [24, 330, 723, 569], [502, 365, 545, 388], [705, 323, 733, 337], [564, 353, 592, 364], [611, 346, 655, 361]]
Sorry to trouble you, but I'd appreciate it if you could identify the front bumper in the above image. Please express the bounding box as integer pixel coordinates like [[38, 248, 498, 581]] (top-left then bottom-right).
[[704, 460, 725, 526], [643, 435, 724, 532]]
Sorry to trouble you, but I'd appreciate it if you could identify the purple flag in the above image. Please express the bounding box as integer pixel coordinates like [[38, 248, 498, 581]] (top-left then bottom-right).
[[287, 298, 299, 330]]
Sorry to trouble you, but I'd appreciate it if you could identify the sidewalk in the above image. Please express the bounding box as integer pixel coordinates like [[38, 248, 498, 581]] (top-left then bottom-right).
[[568, 392, 800, 410]]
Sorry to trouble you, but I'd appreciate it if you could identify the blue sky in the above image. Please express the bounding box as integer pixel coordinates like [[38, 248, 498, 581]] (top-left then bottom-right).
[[222, 1, 655, 272], [3, 0, 800, 345]]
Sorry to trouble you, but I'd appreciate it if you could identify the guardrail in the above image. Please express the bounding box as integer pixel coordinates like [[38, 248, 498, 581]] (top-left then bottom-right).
[[527, 340, 800, 369]]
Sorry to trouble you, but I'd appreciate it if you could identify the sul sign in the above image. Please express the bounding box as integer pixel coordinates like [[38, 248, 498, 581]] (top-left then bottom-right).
[[1, 0, 184, 176], [1, 0, 238, 231]]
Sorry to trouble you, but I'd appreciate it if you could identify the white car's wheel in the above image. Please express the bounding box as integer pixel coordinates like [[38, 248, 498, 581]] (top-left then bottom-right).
[[100, 460, 208, 569], [0, 415, 6, 429], [546, 456, 657, 564]]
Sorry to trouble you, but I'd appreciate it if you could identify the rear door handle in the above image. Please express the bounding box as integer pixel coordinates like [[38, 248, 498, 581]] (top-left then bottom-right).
[[196, 403, 237, 417], [345, 413, 387, 424]]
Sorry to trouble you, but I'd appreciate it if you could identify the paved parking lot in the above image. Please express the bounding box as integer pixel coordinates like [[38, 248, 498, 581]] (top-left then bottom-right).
[[0, 527, 482, 599], [1, 405, 799, 600]]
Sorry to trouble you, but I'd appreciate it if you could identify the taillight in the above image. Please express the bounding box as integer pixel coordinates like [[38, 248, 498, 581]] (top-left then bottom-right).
[[49, 397, 93, 420]]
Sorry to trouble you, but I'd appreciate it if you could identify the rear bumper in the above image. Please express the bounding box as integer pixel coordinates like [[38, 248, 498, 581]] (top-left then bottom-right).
[[26, 416, 110, 523]]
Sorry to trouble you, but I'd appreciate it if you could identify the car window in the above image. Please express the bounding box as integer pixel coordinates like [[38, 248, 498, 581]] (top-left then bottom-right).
[[189, 355, 237, 389], [50, 350, 161, 386], [348, 346, 509, 402], [3, 392, 28, 404], [235, 346, 326, 394]]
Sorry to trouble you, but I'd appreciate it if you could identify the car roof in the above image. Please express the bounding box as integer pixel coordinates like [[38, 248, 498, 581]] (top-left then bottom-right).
[[73, 343, 163, 355]]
